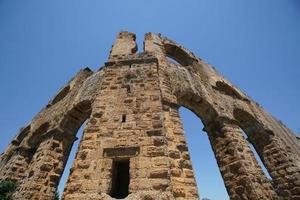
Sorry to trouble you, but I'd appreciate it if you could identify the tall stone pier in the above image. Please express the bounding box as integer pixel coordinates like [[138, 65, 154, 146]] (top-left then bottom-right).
[[1, 32, 299, 200]]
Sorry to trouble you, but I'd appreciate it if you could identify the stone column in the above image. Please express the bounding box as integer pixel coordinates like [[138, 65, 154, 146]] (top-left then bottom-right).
[[13, 131, 76, 200], [163, 104, 199, 199], [206, 119, 277, 200]]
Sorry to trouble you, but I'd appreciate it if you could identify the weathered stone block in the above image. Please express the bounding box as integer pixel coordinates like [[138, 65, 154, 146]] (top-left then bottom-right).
[[146, 130, 162, 136], [173, 187, 186, 197], [169, 150, 180, 159], [103, 146, 140, 158], [149, 169, 169, 179], [145, 146, 166, 157]]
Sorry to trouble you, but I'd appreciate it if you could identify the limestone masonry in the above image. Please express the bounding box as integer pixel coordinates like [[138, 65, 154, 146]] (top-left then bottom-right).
[[0, 32, 300, 200]]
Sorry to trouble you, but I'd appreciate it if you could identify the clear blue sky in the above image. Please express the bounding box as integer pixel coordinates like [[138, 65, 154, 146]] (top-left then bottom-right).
[[1, 1, 300, 199]]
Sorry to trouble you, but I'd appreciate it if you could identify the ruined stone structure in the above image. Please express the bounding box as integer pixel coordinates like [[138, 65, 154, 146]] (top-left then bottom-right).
[[0, 32, 300, 200]]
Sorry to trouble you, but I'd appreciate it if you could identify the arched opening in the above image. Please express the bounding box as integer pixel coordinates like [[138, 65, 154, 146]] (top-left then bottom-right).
[[53, 101, 92, 198], [13, 101, 93, 199], [213, 81, 245, 101], [233, 108, 300, 200], [233, 108, 273, 179], [166, 56, 181, 65], [57, 120, 87, 198], [164, 43, 195, 66], [28, 122, 50, 147], [240, 129, 272, 180], [179, 107, 229, 200], [59, 101, 91, 134], [163, 44, 226, 198]]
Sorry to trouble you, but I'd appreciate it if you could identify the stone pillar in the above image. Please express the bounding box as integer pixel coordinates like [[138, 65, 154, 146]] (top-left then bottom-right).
[[13, 131, 76, 200], [163, 104, 199, 199], [206, 119, 277, 200], [109, 31, 137, 61], [62, 51, 182, 199]]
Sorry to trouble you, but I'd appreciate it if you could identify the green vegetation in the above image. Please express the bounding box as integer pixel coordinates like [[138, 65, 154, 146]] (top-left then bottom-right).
[[54, 190, 60, 200], [0, 180, 17, 200]]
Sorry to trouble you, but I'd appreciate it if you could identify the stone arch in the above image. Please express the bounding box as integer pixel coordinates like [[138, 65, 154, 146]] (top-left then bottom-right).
[[27, 122, 50, 148], [163, 43, 196, 66], [233, 108, 274, 146], [50, 100, 92, 197], [156, 37, 278, 198], [178, 106, 230, 198], [213, 81, 246, 101], [160, 38, 218, 124], [47, 85, 71, 108], [20, 100, 93, 155], [159, 33, 299, 197], [177, 94, 218, 125], [233, 108, 300, 198], [14, 100, 92, 200], [59, 100, 92, 135], [171, 93, 277, 199], [3, 31, 299, 199], [233, 108, 274, 175], [52, 85, 71, 104], [161, 41, 236, 198]]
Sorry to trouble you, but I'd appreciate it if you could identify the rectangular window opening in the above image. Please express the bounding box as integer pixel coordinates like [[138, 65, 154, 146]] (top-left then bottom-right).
[[126, 85, 131, 93], [122, 114, 126, 123], [110, 159, 130, 199]]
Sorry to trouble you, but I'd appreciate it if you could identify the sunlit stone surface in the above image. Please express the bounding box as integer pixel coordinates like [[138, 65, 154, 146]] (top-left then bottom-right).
[[1, 32, 299, 200]]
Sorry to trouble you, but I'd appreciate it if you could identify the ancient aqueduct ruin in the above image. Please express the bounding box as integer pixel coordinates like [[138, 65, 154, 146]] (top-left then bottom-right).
[[0, 32, 299, 200]]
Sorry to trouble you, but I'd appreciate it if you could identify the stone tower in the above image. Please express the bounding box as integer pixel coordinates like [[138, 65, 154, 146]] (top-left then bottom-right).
[[0, 32, 300, 200]]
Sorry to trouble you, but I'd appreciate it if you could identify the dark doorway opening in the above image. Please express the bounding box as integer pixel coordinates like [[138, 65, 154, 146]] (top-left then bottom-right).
[[122, 114, 126, 123], [110, 159, 130, 199]]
